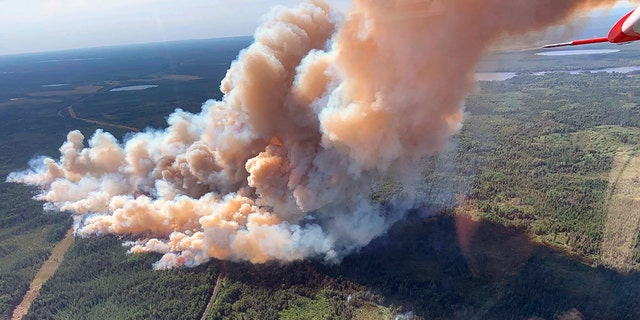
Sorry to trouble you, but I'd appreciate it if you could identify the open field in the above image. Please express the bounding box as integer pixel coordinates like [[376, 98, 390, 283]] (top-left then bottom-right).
[[0, 99, 61, 109], [28, 85, 103, 97], [602, 152, 640, 271]]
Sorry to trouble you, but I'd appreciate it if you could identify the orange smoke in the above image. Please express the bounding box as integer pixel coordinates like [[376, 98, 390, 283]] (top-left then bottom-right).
[[8, 0, 619, 268]]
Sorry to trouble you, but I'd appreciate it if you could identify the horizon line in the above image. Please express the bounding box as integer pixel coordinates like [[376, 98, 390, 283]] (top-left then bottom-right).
[[0, 35, 254, 58]]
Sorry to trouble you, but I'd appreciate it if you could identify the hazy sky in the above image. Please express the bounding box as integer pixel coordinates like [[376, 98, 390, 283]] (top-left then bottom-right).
[[0, 0, 350, 56], [0, 0, 636, 56]]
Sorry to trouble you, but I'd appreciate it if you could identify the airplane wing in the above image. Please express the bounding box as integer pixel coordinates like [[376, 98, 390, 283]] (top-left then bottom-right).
[[542, 37, 609, 49], [542, 6, 640, 49]]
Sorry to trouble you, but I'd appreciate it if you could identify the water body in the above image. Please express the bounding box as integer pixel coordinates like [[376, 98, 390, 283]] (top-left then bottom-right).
[[110, 85, 159, 92], [535, 49, 620, 56], [476, 66, 640, 81], [535, 66, 640, 76], [39, 58, 105, 63], [41, 84, 68, 88], [476, 72, 517, 81]]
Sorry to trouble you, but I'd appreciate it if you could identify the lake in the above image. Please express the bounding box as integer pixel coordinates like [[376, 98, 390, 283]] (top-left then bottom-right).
[[476, 66, 640, 81], [110, 85, 159, 92]]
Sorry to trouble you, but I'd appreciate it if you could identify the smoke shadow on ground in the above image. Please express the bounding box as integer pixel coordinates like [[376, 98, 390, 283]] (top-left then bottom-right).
[[221, 212, 640, 320]]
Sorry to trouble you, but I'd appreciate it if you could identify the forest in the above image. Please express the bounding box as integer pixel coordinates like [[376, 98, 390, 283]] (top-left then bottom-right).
[[460, 71, 640, 260], [2, 40, 640, 319]]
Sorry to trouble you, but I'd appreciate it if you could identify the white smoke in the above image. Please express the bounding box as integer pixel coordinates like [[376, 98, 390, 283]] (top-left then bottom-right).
[[8, 0, 618, 269]]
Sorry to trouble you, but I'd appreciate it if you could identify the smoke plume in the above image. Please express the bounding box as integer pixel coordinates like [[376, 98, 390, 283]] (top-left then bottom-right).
[[8, 0, 619, 269]]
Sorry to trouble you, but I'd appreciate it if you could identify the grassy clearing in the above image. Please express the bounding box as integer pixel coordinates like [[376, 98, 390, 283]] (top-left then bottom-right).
[[601, 152, 640, 271], [28, 85, 103, 97]]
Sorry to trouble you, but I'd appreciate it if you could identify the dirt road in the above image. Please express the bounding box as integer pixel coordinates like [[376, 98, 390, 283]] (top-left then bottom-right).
[[67, 106, 140, 132], [11, 228, 75, 320], [200, 263, 226, 320]]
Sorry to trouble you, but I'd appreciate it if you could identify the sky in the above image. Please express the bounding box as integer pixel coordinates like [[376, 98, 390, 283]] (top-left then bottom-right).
[[0, 0, 635, 56], [0, 0, 350, 56]]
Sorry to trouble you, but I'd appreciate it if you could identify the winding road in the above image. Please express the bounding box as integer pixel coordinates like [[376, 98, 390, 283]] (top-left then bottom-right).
[[66, 105, 140, 132]]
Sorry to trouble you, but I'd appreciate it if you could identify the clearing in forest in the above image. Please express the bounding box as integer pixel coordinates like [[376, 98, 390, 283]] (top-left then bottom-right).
[[11, 228, 75, 320], [601, 151, 640, 271]]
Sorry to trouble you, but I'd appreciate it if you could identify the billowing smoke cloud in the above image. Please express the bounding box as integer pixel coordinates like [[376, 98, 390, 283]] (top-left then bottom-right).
[[8, 0, 619, 269]]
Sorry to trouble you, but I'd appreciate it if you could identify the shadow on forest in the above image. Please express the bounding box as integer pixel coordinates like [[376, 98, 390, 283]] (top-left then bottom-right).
[[223, 212, 640, 320]]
